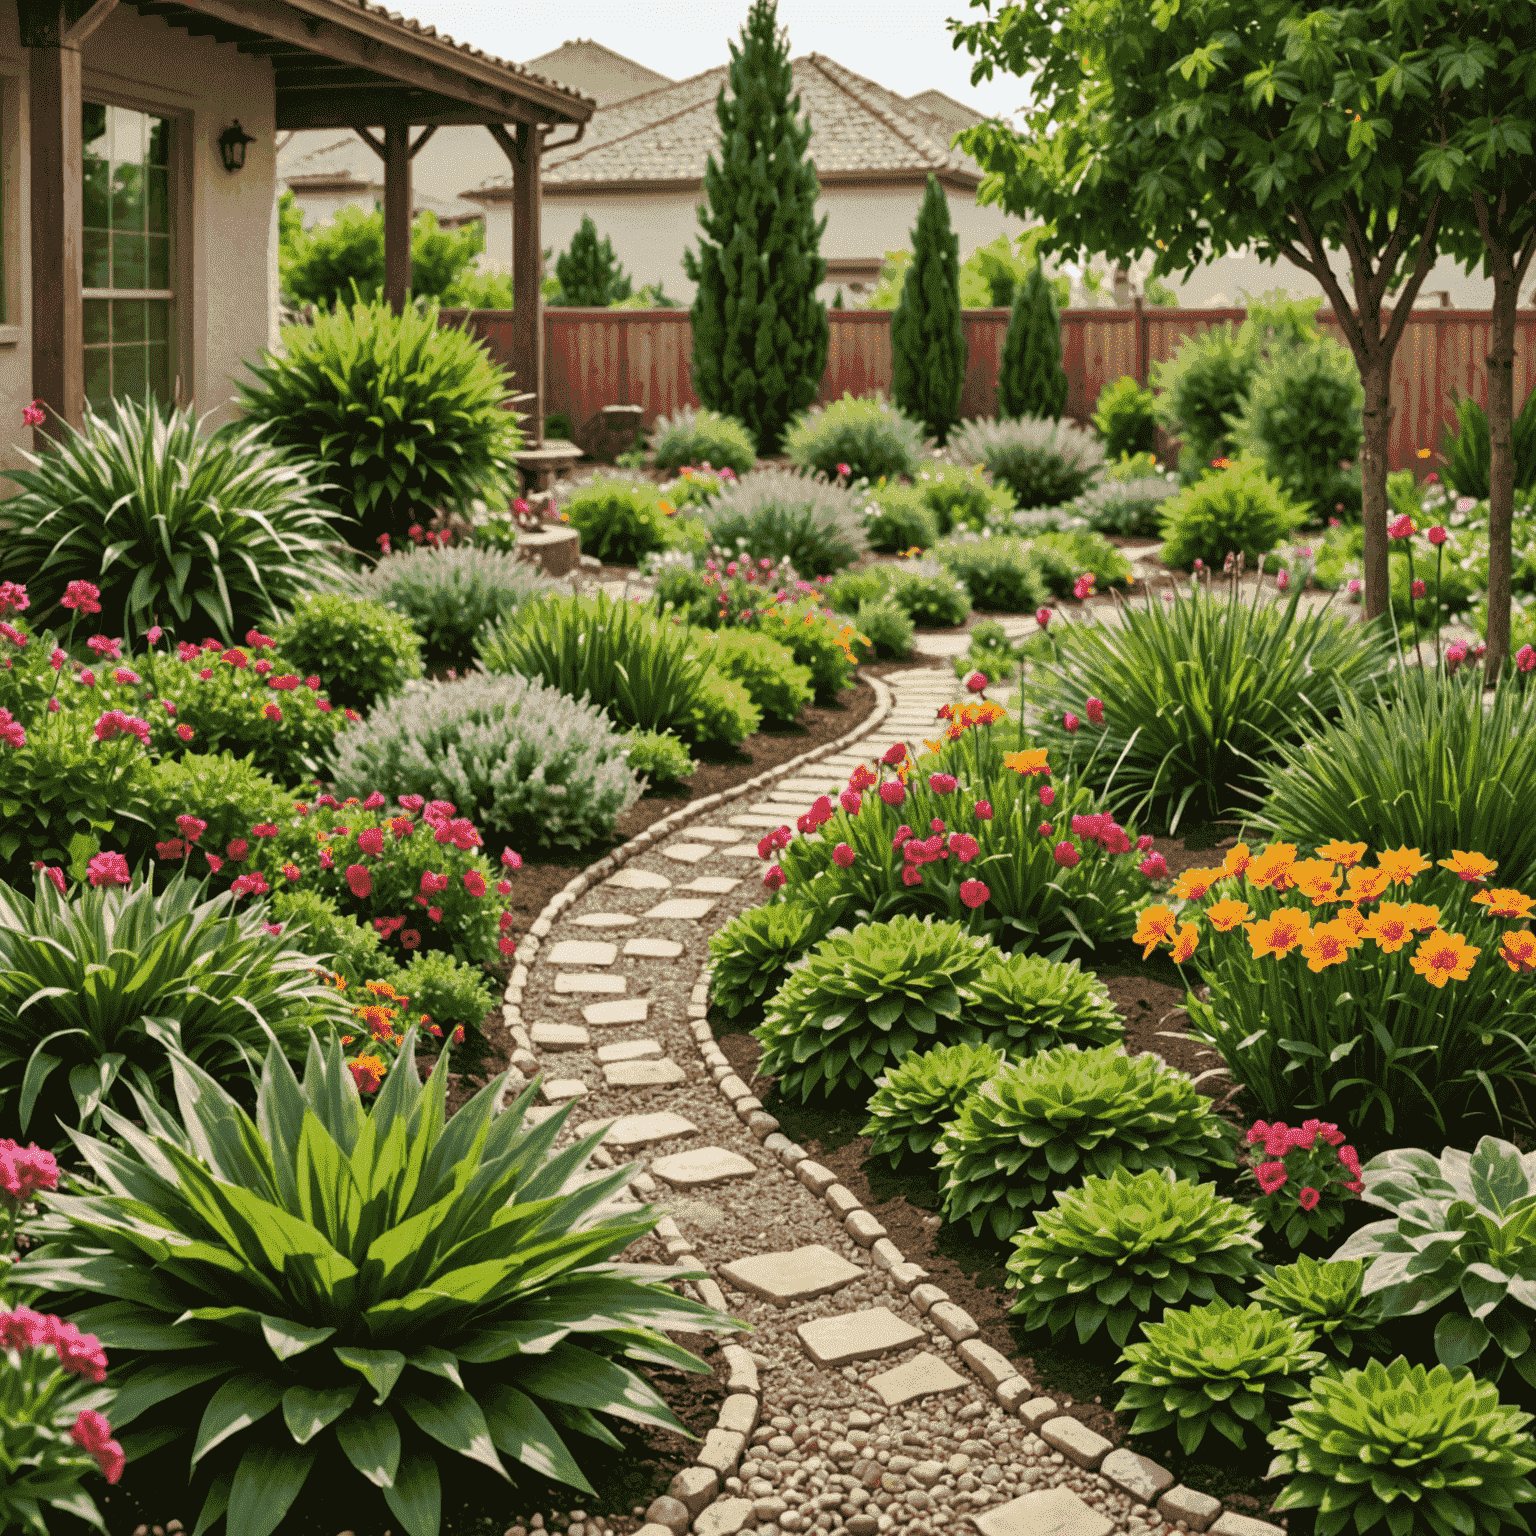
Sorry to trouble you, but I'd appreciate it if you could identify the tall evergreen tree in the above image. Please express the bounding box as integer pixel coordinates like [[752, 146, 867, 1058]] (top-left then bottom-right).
[[891, 174, 967, 443], [997, 262, 1069, 421], [551, 216, 632, 306], [684, 0, 828, 454]]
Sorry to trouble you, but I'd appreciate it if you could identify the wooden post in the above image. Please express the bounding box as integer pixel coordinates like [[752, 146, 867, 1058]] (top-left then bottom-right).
[[382, 119, 411, 313], [1133, 293, 1147, 386], [490, 121, 545, 448]]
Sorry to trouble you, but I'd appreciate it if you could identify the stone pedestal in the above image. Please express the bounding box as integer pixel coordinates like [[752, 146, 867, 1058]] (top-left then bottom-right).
[[515, 525, 580, 577]]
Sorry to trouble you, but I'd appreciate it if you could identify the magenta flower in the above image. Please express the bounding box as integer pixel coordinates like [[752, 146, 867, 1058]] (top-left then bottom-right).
[[965, 671, 988, 694], [1035, 607, 1051, 628], [1255, 1161, 1289, 1195], [832, 842, 855, 868], [1140, 852, 1168, 879], [879, 781, 906, 807], [1427, 525, 1448, 546], [345, 864, 373, 899], [1518, 645, 1536, 674], [763, 865, 785, 891], [0, 709, 24, 750], [1411, 579, 1427, 598], [1388, 514, 1416, 540], [882, 743, 907, 766], [86, 851, 130, 887], [948, 832, 979, 863], [901, 866, 923, 886], [1084, 697, 1104, 725], [1073, 574, 1095, 601], [1039, 786, 1055, 807], [1063, 712, 1080, 733], [1053, 841, 1080, 868], [959, 879, 989, 909], [929, 773, 957, 795], [60, 580, 102, 614], [974, 801, 993, 820], [21, 399, 46, 429], [839, 788, 862, 815], [1297, 1186, 1321, 1211], [0, 582, 27, 616]]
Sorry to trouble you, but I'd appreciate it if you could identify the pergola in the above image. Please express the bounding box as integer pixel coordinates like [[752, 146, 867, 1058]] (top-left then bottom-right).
[[16, 0, 593, 439]]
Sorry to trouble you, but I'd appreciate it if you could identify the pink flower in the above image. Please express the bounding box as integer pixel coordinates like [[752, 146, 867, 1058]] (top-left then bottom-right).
[[1518, 645, 1536, 674], [1411, 579, 1427, 599], [1039, 821, 1054, 837], [1053, 841, 1080, 868], [93, 710, 150, 745], [86, 852, 130, 887], [891, 824, 914, 849], [763, 865, 786, 891], [49, 648, 65, 671], [39, 867, 66, 896], [965, 671, 988, 694], [959, 879, 989, 908], [882, 743, 907, 766], [1137, 834, 1153, 852], [929, 773, 957, 795], [757, 827, 791, 859], [71, 1409, 124, 1483], [1347, 579, 1363, 595], [263, 921, 282, 937], [1039, 786, 1055, 807], [1255, 1161, 1289, 1195], [1035, 607, 1051, 628], [901, 866, 923, 886], [356, 827, 384, 857], [226, 839, 248, 862], [262, 703, 283, 723], [836, 462, 852, 478], [206, 852, 224, 873], [21, 399, 46, 429], [879, 781, 906, 808], [1445, 642, 1469, 674], [0, 1142, 59, 1208], [501, 847, 522, 869], [346, 864, 372, 899], [1073, 574, 1095, 601], [0, 583, 27, 616], [1276, 569, 1290, 592], [145, 625, 162, 644], [112, 667, 138, 685], [282, 863, 300, 882], [230, 872, 269, 898], [1063, 712, 1080, 734], [1388, 515, 1416, 540], [840, 788, 862, 815], [0, 709, 24, 750], [251, 823, 279, 840], [1427, 525, 1448, 546], [832, 842, 855, 868], [1139, 852, 1168, 880], [174, 722, 195, 745], [1297, 1186, 1321, 1211], [61, 580, 101, 614], [245, 629, 275, 650], [155, 839, 187, 861], [1245, 1120, 1272, 1146], [948, 833, 979, 863], [463, 869, 487, 897], [86, 635, 121, 659], [420, 870, 449, 896], [1084, 697, 1104, 725], [974, 801, 993, 821]]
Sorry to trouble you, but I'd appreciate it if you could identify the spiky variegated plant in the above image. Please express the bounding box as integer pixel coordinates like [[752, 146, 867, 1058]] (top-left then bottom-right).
[[965, 951, 1123, 1057], [861, 1041, 1003, 1169], [14, 1035, 735, 1536]]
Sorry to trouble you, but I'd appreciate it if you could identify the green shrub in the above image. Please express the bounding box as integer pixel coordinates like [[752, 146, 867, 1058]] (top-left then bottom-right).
[[863, 485, 940, 553], [694, 629, 813, 724], [688, 674, 762, 749], [949, 417, 1106, 509], [861, 1041, 1003, 1169], [559, 473, 679, 566], [700, 469, 867, 576], [1077, 473, 1177, 538], [998, 263, 1069, 422], [550, 213, 633, 305], [133, 752, 294, 867], [1250, 1257, 1386, 1362], [1009, 1171, 1262, 1347], [826, 566, 891, 610], [909, 461, 1016, 534], [623, 729, 696, 786], [1438, 386, 1536, 502], [269, 887, 399, 987], [1029, 582, 1394, 830], [650, 407, 758, 475], [1268, 1357, 1536, 1536], [236, 297, 520, 551], [888, 567, 972, 628], [850, 599, 914, 661], [1091, 376, 1157, 461], [783, 394, 926, 483], [757, 600, 861, 701], [0, 874, 344, 1140], [936, 536, 1046, 611], [1151, 321, 1259, 477], [1157, 458, 1305, 571], [363, 545, 555, 675], [0, 396, 344, 643], [966, 951, 1122, 1056], [661, 465, 739, 510], [650, 560, 717, 626], [327, 674, 642, 854], [1116, 1301, 1324, 1455], [936, 1045, 1237, 1240], [273, 592, 424, 713], [1029, 529, 1133, 597], [891, 175, 967, 443], [16, 1040, 731, 1536], [708, 899, 843, 1023], [753, 915, 990, 1101], [398, 946, 496, 1034]]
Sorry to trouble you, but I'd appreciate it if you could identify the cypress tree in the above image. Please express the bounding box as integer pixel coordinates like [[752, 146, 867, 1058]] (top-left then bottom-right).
[[552, 216, 632, 306], [998, 261, 1069, 421], [684, 0, 828, 454], [891, 175, 967, 443]]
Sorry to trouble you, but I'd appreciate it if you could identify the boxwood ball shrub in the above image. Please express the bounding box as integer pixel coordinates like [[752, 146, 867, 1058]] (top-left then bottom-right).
[[1157, 458, 1305, 571], [888, 567, 972, 628], [966, 951, 1123, 1057], [236, 297, 521, 551], [849, 599, 914, 662], [692, 628, 814, 724], [623, 728, 696, 787], [936, 1045, 1237, 1240], [1116, 1301, 1324, 1454], [1267, 1357, 1536, 1536], [863, 485, 940, 553], [273, 592, 424, 714], [1008, 1170, 1262, 1347], [1091, 375, 1157, 462], [1029, 529, 1133, 597], [753, 915, 991, 1102], [1249, 1257, 1386, 1362], [560, 472, 679, 566], [861, 1041, 1004, 1170], [936, 536, 1046, 612], [700, 469, 868, 576], [649, 405, 757, 476], [949, 416, 1106, 509], [708, 899, 844, 1023], [16, 1040, 733, 1536], [783, 394, 926, 483]]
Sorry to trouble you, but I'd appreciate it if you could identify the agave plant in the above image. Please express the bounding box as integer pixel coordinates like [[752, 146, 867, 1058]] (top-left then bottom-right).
[[1268, 1357, 1536, 1536], [965, 951, 1123, 1057], [1249, 1257, 1387, 1362], [15, 1036, 733, 1536], [861, 1041, 1004, 1169], [0, 875, 343, 1140], [707, 898, 844, 1023], [1008, 1169, 1261, 1347]]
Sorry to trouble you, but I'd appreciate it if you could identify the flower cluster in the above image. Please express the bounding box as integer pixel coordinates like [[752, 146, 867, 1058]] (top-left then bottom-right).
[[0, 1309, 109, 1386], [1244, 1117, 1362, 1246], [0, 1141, 58, 1212]]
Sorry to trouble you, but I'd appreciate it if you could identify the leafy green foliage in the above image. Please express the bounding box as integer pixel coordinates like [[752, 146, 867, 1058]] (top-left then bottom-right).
[[1115, 1301, 1324, 1455], [906, 462, 1016, 534], [863, 487, 940, 553], [1157, 459, 1305, 571], [396, 948, 496, 1037], [783, 395, 926, 484], [949, 417, 1105, 509], [937, 1045, 1236, 1240], [700, 469, 868, 576], [1250, 1258, 1386, 1362], [17, 1039, 732, 1536], [560, 474, 679, 566], [0, 874, 343, 1140], [269, 888, 399, 989], [649, 408, 757, 476], [362, 545, 555, 675], [1150, 323, 1259, 478], [133, 753, 293, 867], [237, 298, 520, 551], [848, 599, 914, 661], [998, 263, 1068, 422], [1077, 472, 1177, 537], [273, 594, 424, 715], [1029, 529, 1133, 597], [686, 674, 762, 749], [1268, 1357, 1536, 1536], [756, 600, 860, 701], [861, 1041, 1003, 1169], [549, 215, 632, 306], [1, 396, 345, 643], [622, 730, 696, 788], [1091, 376, 1155, 461], [887, 568, 972, 628], [1029, 582, 1395, 830], [891, 175, 967, 444], [936, 537, 1045, 611], [708, 899, 842, 1023], [1009, 1171, 1261, 1347], [693, 629, 812, 724], [965, 951, 1122, 1056], [1438, 388, 1536, 502], [753, 916, 990, 1102]]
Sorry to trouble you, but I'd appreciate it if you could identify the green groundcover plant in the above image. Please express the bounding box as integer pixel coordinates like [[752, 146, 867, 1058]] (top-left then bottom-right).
[[272, 595, 423, 716], [861, 1041, 1004, 1170], [756, 600, 861, 702], [887, 567, 972, 628], [15, 1039, 737, 1536], [965, 951, 1123, 1057], [862, 487, 939, 554], [1250, 1257, 1387, 1363], [907, 461, 1016, 535], [648, 407, 757, 477], [707, 900, 845, 1024], [690, 629, 812, 725], [1029, 529, 1132, 598], [935, 537, 1046, 612]]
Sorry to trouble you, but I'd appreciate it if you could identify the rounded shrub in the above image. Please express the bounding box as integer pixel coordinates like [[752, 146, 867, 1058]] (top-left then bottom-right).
[[784, 394, 926, 483], [649, 406, 757, 476], [694, 629, 813, 724], [863, 485, 940, 553], [623, 729, 696, 787], [1009, 1170, 1262, 1347], [910, 461, 1016, 534], [700, 469, 868, 576], [757, 600, 861, 702], [135, 752, 295, 863], [949, 417, 1106, 509], [398, 946, 497, 1036], [888, 568, 972, 628], [936, 536, 1046, 612], [826, 566, 891, 610], [965, 951, 1123, 1056], [1029, 529, 1133, 597], [753, 915, 991, 1101], [273, 592, 424, 713], [849, 599, 914, 661], [1249, 1257, 1385, 1362], [1157, 458, 1305, 571], [1151, 321, 1259, 477], [269, 887, 399, 987], [861, 1040, 1004, 1169], [561, 472, 679, 566], [936, 1045, 1237, 1240], [1078, 474, 1178, 538], [1091, 375, 1157, 461], [688, 674, 762, 749], [708, 899, 842, 1023]]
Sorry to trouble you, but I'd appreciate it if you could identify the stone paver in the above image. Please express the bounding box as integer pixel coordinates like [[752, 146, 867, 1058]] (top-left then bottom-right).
[[728, 814, 794, 829], [1041, 1417, 1112, 1470], [682, 876, 741, 894], [1101, 1449, 1174, 1505], [596, 1038, 663, 1063], [572, 912, 639, 927], [644, 898, 717, 920], [602, 1058, 687, 1088], [795, 1307, 924, 1366], [547, 939, 617, 967], [605, 868, 671, 890], [624, 937, 684, 958], [777, 777, 842, 794], [554, 972, 627, 994], [540, 1078, 587, 1102], [722, 844, 763, 858], [650, 1146, 758, 1189], [576, 1111, 697, 1150], [583, 998, 650, 1026], [687, 826, 745, 842], [530, 1022, 589, 1051], [662, 843, 715, 864], [866, 1353, 969, 1408], [719, 1244, 864, 1305], [973, 1488, 1114, 1536]]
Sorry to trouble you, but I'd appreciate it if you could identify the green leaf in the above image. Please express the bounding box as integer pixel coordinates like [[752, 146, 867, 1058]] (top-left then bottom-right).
[[1434, 1312, 1490, 1369], [108, 1357, 228, 1430], [479, 1383, 595, 1493], [395, 1381, 507, 1479], [192, 1372, 286, 1466], [281, 1383, 360, 1446], [260, 1314, 336, 1362], [226, 1437, 317, 1536], [335, 1346, 407, 1405], [381, 1446, 442, 1536], [334, 1405, 401, 1488]]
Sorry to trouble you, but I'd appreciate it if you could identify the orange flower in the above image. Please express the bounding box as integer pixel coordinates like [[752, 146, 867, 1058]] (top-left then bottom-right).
[[1437, 850, 1497, 884], [1222, 843, 1251, 879], [1473, 888, 1536, 921], [1334, 904, 1368, 936], [1289, 858, 1343, 905], [1363, 903, 1416, 952], [1343, 865, 1391, 906], [1300, 918, 1364, 973], [1134, 904, 1179, 959], [1172, 866, 1226, 902], [1409, 929, 1480, 988], [1315, 840, 1367, 869], [1248, 908, 1312, 959], [924, 738, 948, 757], [1404, 903, 1443, 932], [1206, 898, 1252, 932], [1169, 923, 1199, 963], [1501, 930, 1536, 974], [1003, 749, 1051, 777], [1377, 847, 1430, 885], [1247, 844, 1298, 891]]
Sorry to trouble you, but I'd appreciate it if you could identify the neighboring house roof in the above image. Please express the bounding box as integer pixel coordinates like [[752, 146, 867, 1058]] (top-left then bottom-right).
[[462, 53, 986, 200], [906, 88, 988, 135], [281, 135, 483, 223], [521, 39, 674, 107]]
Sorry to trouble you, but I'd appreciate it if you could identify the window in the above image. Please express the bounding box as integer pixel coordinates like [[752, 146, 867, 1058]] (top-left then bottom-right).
[[82, 102, 174, 411]]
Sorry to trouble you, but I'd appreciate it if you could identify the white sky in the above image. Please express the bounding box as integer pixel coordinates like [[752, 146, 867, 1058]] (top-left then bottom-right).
[[403, 1, 1028, 122]]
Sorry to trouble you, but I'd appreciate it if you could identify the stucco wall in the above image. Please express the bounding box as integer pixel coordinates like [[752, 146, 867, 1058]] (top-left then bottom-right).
[[0, 3, 276, 479]]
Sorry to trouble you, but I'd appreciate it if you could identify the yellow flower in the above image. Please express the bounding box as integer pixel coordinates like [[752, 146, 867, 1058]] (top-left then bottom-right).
[[1377, 846, 1430, 885], [1247, 843, 1298, 891], [1343, 865, 1391, 906], [1315, 840, 1366, 868], [1334, 904, 1369, 936], [1300, 918, 1364, 973], [1222, 843, 1251, 879], [1289, 858, 1343, 905], [1134, 904, 1178, 959], [1473, 888, 1536, 921], [1404, 902, 1443, 932], [1409, 929, 1480, 988], [1206, 898, 1252, 932], [1438, 850, 1498, 884], [1003, 749, 1051, 777], [1247, 908, 1311, 959], [1501, 930, 1536, 974], [1169, 923, 1199, 963], [1172, 866, 1226, 902], [1362, 903, 1415, 951]]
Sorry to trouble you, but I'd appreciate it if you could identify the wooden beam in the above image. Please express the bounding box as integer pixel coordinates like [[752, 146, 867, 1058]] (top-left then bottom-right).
[[62, 0, 120, 44], [409, 125, 436, 159], [498, 122, 544, 448], [350, 123, 385, 158], [382, 120, 411, 314], [278, 89, 519, 130]]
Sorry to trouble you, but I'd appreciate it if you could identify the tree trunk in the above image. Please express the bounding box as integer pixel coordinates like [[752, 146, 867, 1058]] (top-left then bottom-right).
[[1485, 271, 1517, 680], [1359, 350, 1393, 622]]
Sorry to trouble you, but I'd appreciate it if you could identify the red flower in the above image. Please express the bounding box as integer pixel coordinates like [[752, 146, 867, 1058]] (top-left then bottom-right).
[[879, 781, 906, 808], [964, 671, 988, 694], [0, 582, 27, 616], [832, 842, 854, 868], [763, 865, 786, 891], [245, 629, 275, 650], [251, 823, 279, 840], [356, 827, 384, 857], [1411, 579, 1427, 599], [901, 866, 923, 886], [60, 580, 101, 614], [839, 788, 862, 815], [39, 866, 66, 895], [847, 766, 877, 791], [93, 709, 150, 745], [498, 936, 516, 956], [501, 847, 522, 869], [1063, 712, 1080, 733], [1053, 841, 1080, 868], [1035, 607, 1051, 628], [226, 838, 248, 862], [948, 833, 979, 863], [1388, 514, 1416, 540], [1518, 645, 1536, 674], [155, 839, 187, 861], [262, 703, 283, 723], [86, 851, 130, 887], [0, 709, 24, 750], [21, 400, 47, 429], [1427, 525, 1448, 545], [346, 864, 373, 898], [401, 929, 421, 949], [974, 801, 993, 821], [205, 852, 224, 873], [221, 648, 249, 669], [929, 773, 957, 795], [462, 869, 487, 897], [1085, 697, 1104, 725], [1139, 852, 1169, 879], [1297, 1186, 1321, 1211], [363, 791, 386, 809], [959, 879, 990, 909], [882, 743, 907, 766], [282, 863, 300, 882], [1039, 786, 1055, 807]]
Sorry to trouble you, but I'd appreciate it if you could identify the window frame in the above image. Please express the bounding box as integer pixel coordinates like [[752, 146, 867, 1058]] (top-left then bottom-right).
[[0, 68, 21, 347]]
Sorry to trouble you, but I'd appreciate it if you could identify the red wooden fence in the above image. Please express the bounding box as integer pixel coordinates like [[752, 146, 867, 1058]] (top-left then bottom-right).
[[443, 303, 1536, 473]]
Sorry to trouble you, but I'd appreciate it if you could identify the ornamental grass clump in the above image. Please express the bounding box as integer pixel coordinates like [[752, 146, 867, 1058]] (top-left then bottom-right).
[[649, 406, 757, 477], [861, 1041, 1004, 1169], [936, 1045, 1237, 1241], [948, 416, 1105, 509], [707, 899, 843, 1023], [1250, 1257, 1387, 1362], [1267, 1357, 1536, 1536], [752, 915, 990, 1102], [699, 469, 869, 576], [965, 950, 1122, 1056], [16, 1039, 735, 1536], [1115, 1300, 1324, 1454], [1009, 1169, 1262, 1347]]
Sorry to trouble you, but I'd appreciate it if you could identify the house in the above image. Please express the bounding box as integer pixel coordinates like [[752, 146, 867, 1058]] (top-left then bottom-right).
[[520, 38, 672, 109], [1, 0, 592, 471], [280, 134, 483, 230]]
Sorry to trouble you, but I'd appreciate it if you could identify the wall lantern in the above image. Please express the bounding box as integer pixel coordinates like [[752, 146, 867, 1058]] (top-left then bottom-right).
[[218, 120, 256, 173]]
